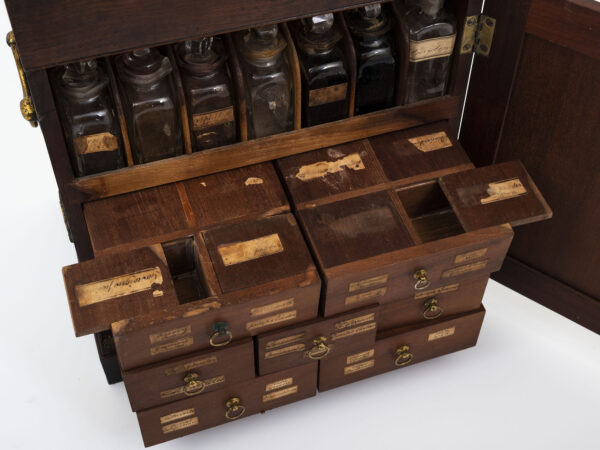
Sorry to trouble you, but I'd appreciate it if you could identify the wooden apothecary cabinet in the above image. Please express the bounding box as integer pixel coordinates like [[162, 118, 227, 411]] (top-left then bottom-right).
[[5, 0, 599, 446]]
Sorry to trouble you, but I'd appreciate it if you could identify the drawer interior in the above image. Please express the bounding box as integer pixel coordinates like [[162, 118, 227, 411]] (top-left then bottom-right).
[[162, 237, 211, 304]]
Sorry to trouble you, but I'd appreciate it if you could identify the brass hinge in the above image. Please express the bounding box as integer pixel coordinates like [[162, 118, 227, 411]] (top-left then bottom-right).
[[6, 31, 38, 127], [460, 14, 496, 57]]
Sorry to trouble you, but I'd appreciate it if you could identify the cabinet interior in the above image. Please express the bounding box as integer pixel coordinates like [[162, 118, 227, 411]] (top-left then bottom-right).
[[161, 237, 210, 304]]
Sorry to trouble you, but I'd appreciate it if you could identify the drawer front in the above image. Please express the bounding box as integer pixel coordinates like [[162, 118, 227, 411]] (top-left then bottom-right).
[[377, 276, 489, 331], [114, 282, 320, 371], [322, 227, 511, 317], [138, 363, 318, 447], [123, 338, 255, 411], [256, 305, 379, 375], [318, 308, 485, 391]]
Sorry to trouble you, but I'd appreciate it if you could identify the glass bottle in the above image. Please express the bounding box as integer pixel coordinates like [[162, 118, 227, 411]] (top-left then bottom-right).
[[295, 14, 349, 127], [347, 4, 397, 114], [239, 25, 293, 139], [404, 0, 456, 104], [116, 48, 183, 164], [176, 37, 237, 151], [54, 60, 124, 177]]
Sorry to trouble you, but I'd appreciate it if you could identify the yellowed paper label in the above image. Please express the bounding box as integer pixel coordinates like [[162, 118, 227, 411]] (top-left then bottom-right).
[[295, 153, 365, 181], [345, 287, 388, 306], [163, 355, 218, 376], [442, 260, 488, 278], [344, 359, 375, 375], [334, 313, 376, 330], [244, 177, 263, 186], [455, 248, 488, 264], [250, 298, 294, 317], [192, 106, 235, 131], [480, 178, 527, 204], [75, 267, 163, 307], [414, 283, 460, 300], [331, 322, 377, 341], [159, 376, 225, 399], [162, 417, 199, 434], [308, 82, 348, 107], [428, 326, 456, 341], [160, 408, 195, 425], [246, 310, 297, 331], [150, 337, 194, 356], [265, 333, 305, 350], [265, 377, 293, 392], [149, 325, 191, 345], [346, 349, 375, 365], [348, 274, 389, 293], [218, 234, 284, 266], [262, 386, 298, 403], [409, 34, 456, 62], [264, 344, 306, 359], [408, 132, 453, 152], [74, 132, 118, 155]]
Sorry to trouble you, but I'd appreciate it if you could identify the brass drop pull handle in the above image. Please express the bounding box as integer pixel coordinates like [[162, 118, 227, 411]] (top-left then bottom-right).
[[394, 345, 413, 367], [209, 321, 233, 347], [6, 31, 38, 127], [413, 269, 430, 290], [423, 298, 444, 320], [183, 372, 206, 397], [307, 336, 330, 360], [225, 397, 246, 420]]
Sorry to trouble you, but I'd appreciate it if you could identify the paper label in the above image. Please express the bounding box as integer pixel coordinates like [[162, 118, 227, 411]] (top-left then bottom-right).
[[150, 337, 194, 356], [414, 283, 460, 300], [344, 359, 375, 375], [428, 326, 456, 341], [162, 417, 199, 434], [265, 333, 305, 350], [265, 378, 293, 392], [408, 132, 453, 152], [442, 260, 488, 278], [262, 386, 298, 403], [348, 274, 389, 293], [480, 178, 527, 205], [455, 248, 488, 264], [149, 325, 191, 345], [192, 106, 235, 131], [264, 344, 306, 359], [160, 408, 195, 425], [308, 82, 348, 107], [75, 267, 163, 307], [331, 322, 376, 341], [246, 310, 297, 331], [334, 313, 376, 330], [295, 153, 365, 181], [218, 234, 284, 266], [345, 287, 388, 306], [163, 355, 218, 376], [346, 349, 375, 365], [250, 298, 294, 317], [74, 132, 118, 155], [409, 34, 456, 62]]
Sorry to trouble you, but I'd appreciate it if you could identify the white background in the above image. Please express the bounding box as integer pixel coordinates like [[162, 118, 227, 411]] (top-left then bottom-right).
[[1, 5, 599, 450]]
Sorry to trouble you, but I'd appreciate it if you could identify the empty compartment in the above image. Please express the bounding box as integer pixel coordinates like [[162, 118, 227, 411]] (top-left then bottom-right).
[[161, 237, 210, 304], [397, 181, 464, 243]]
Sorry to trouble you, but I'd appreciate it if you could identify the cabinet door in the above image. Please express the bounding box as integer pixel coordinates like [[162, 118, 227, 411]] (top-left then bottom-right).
[[460, 0, 600, 332]]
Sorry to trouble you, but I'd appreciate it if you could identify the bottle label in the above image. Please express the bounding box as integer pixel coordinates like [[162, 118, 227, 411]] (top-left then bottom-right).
[[74, 131, 118, 155], [192, 106, 235, 131], [409, 34, 457, 62], [308, 82, 348, 107]]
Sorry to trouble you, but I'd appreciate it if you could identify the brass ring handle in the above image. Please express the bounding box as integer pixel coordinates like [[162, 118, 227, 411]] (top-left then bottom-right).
[[225, 397, 246, 420], [413, 269, 430, 290], [394, 345, 413, 367], [183, 372, 206, 397], [6, 31, 38, 127], [307, 336, 330, 360], [423, 298, 444, 320], [209, 321, 233, 347]]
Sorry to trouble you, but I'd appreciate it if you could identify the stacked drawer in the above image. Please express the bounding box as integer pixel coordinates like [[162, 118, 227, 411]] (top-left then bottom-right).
[[61, 121, 550, 446]]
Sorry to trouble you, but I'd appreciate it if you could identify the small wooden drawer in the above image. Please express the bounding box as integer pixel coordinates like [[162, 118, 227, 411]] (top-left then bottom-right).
[[256, 305, 378, 375], [378, 276, 489, 331], [318, 307, 486, 391], [123, 338, 255, 412], [137, 362, 318, 447]]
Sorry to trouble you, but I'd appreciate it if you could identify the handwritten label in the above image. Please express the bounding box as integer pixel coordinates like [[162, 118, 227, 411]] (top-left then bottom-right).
[[149, 325, 191, 345], [246, 310, 297, 331], [349, 274, 389, 293], [295, 153, 365, 181], [455, 248, 488, 264], [162, 417, 199, 434], [250, 298, 294, 317], [442, 260, 488, 278], [74, 132, 118, 155], [331, 322, 377, 341], [75, 267, 163, 306], [163, 355, 218, 376], [344, 359, 375, 375], [265, 378, 293, 392], [192, 106, 235, 131], [150, 337, 194, 356], [408, 131, 453, 152], [334, 313, 376, 330], [265, 333, 305, 350], [308, 82, 348, 107], [218, 234, 284, 266], [481, 178, 527, 205], [160, 408, 195, 425], [264, 344, 306, 359], [428, 326, 456, 341], [345, 287, 388, 306], [346, 349, 375, 365], [409, 34, 456, 62], [414, 283, 460, 300], [262, 386, 298, 403]]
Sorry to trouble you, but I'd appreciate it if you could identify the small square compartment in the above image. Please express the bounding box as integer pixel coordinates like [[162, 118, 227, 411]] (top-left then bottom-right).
[[397, 181, 464, 243], [161, 237, 210, 304]]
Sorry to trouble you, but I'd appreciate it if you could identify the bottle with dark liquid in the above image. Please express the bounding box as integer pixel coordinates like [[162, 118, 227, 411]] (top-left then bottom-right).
[[176, 37, 237, 151], [55, 60, 124, 177], [295, 14, 349, 127], [239, 25, 293, 139], [116, 48, 183, 164], [347, 4, 397, 114], [404, 0, 456, 104]]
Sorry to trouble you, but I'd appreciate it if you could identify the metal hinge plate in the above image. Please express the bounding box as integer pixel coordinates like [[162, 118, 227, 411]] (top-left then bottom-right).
[[460, 14, 496, 57]]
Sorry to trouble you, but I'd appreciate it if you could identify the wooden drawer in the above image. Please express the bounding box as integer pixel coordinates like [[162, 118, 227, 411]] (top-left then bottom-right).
[[378, 276, 489, 331], [123, 338, 255, 412], [137, 362, 318, 447], [318, 307, 486, 391], [256, 305, 378, 375]]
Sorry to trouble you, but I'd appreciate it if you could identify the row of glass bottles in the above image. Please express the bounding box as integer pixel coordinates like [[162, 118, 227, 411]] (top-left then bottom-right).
[[53, 0, 455, 177]]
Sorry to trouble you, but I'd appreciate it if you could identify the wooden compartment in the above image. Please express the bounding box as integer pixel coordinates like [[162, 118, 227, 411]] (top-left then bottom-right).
[[318, 306, 486, 391], [137, 362, 318, 447], [255, 304, 379, 375], [123, 338, 255, 411]]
